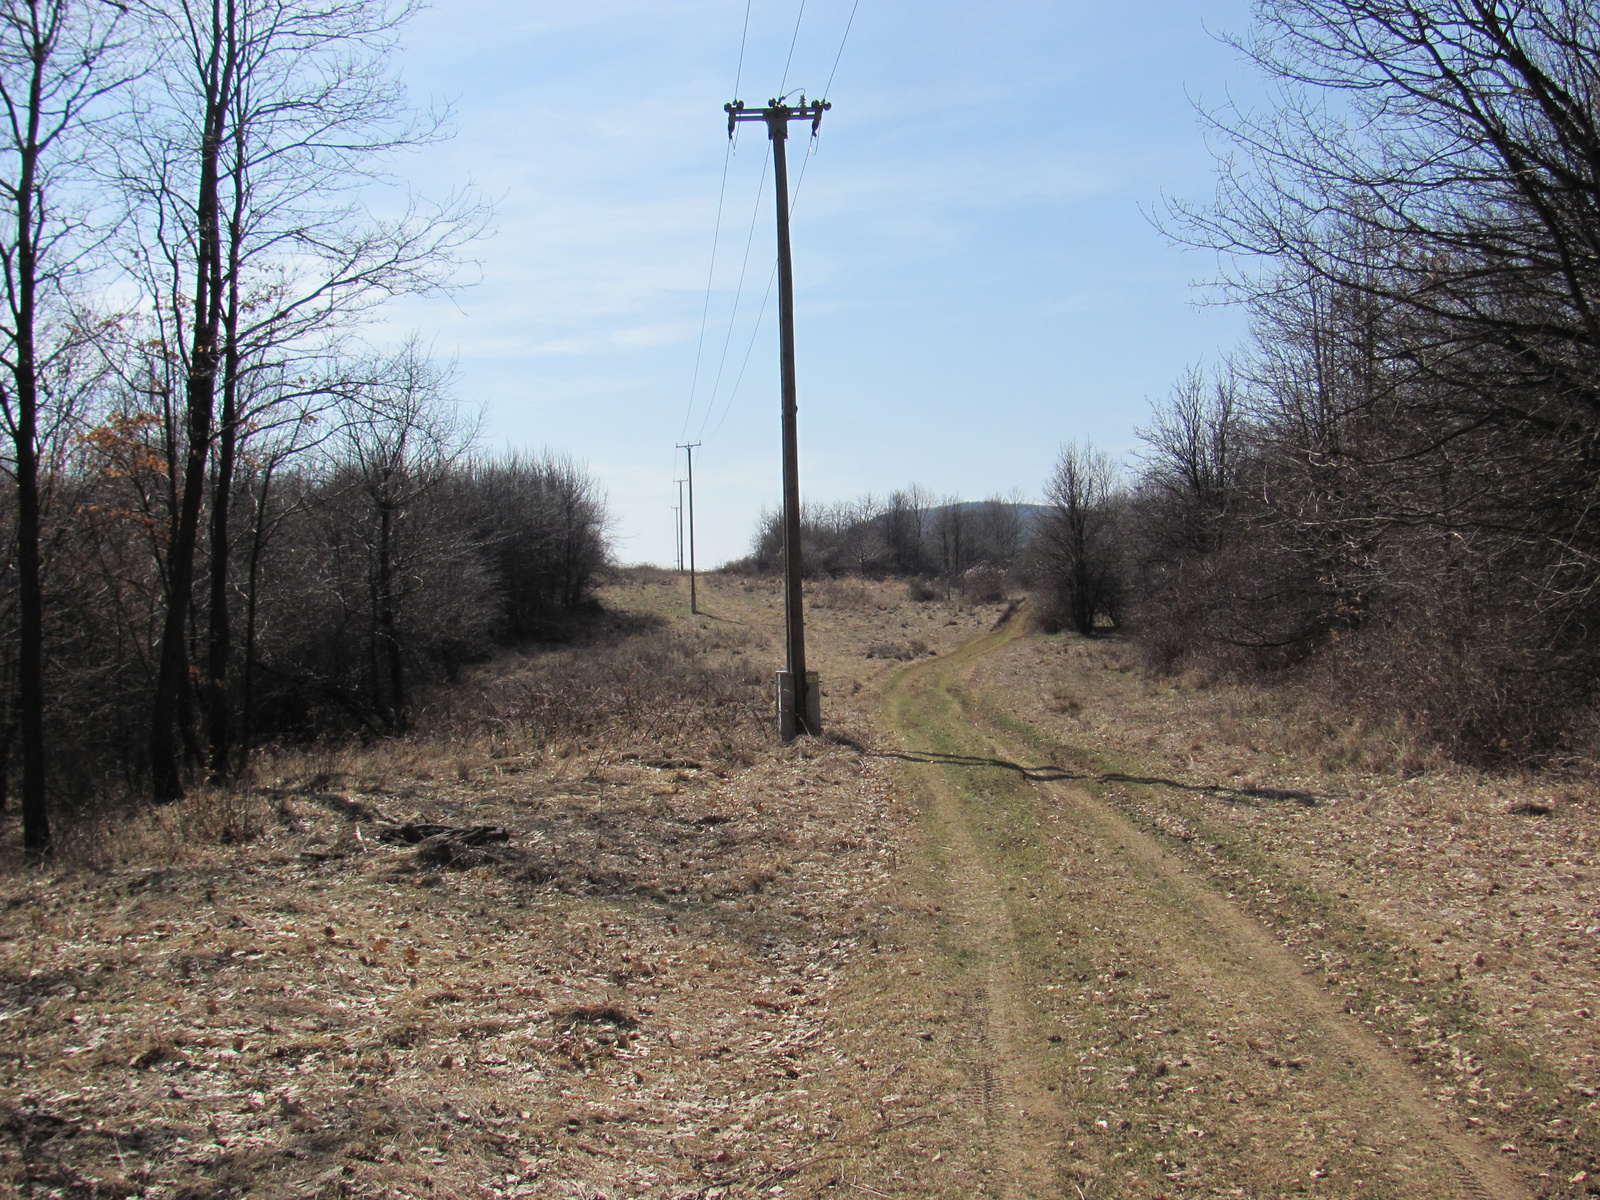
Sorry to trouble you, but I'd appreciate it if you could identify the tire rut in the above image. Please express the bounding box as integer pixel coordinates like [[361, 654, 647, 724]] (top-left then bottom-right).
[[914, 758, 1064, 1199], [882, 625, 1535, 1200], [979, 719, 1530, 1200]]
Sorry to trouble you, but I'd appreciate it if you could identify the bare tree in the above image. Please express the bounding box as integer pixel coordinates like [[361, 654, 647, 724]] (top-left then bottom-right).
[[450, 451, 612, 634], [117, 0, 485, 799], [1175, 0, 1600, 568], [1038, 444, 1122, 637], [1136, 364, 1244, 557], [1136, 0, 1600, 756], [933, 496, 966, 597], [746, 506, 782, 574], [972, 490, 1027, 569], [0, 0, 129, 854], [835, 493, 883, 576], [328, 343, 474, 731], [882, 485, 929, 576], [226, 374, 336, 773]]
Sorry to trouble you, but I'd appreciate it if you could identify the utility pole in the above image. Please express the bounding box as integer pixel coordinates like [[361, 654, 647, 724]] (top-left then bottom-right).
[[726, 94, 829, 739], [674, 478, 687, 572], [676, 443, 701, 614]]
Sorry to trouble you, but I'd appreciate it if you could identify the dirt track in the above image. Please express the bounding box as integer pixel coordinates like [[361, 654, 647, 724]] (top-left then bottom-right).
[[3, 574, 1591, 1199], [875, 619, 1534, 1199]]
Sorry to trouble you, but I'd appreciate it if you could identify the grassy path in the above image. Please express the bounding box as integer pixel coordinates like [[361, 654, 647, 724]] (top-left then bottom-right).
[[878, 620, 1530, 1200]]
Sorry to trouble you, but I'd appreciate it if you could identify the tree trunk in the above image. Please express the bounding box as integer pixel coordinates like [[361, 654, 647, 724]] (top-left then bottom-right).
[[149, 359, 217, 802], [239, 461, 276, 775], [149, 14, 233, 803], [15, 283, 47, 857], [13, 43, 49, 858], [376, 496, 406, 730], [205, 110, 248, 783], [205, 349, 237, 781]]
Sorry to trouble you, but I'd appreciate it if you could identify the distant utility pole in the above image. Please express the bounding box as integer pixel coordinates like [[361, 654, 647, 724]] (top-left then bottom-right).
[[725, 94, 830, 739], [674, 478, 687, 572], [676, 443, 701, 614]]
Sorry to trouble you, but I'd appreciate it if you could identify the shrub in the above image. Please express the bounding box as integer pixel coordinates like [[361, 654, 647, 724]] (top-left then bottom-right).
[[962, 564, 1007, 603]]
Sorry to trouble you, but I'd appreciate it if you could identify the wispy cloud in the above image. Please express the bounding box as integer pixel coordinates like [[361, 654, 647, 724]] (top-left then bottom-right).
[[374, 0, 1258, 566]]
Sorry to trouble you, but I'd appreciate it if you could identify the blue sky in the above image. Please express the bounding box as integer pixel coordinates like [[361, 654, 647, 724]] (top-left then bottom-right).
[[382, 0, 1262, 566]]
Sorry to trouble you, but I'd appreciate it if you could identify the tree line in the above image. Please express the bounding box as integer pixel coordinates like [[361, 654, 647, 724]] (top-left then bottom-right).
[[0, 0, 608, 857], [729, 487, 1035, 597], [1034, 0, 1600, 767]]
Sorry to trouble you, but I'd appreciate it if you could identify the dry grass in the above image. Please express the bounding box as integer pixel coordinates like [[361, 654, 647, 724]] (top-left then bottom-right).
[[10, 572, 1591, 1195], [807, 577, 877, 611], [428, 630, 771, 765], [0, 573, 1015, 1200], [1136, 615, 1600, 772], [975, 629, 1600, 1191]]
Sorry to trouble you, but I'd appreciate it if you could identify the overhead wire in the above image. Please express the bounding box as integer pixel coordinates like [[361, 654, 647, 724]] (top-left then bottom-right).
[[778, 0, 806, 97], [705, 265, 778, 442], [729, 0, 753, 150], [703, 0, 862, 444], [678, 0, 755, 441], [732, 0, 752, 98], [679, 145, 735, 440], [690, 0, 799, 441], [697, 149, 771, 440], [820, 0, 859, 101]]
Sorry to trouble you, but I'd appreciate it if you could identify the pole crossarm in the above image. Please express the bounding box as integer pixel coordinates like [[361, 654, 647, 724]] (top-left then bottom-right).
[[725, 96, 830, 141]]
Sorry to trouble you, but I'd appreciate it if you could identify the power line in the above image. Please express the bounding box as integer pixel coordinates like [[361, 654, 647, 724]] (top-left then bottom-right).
[[821, 0, 861, 101], [778, 0, 807, 96], [696, 146, 770, 440], [730, 0, 753, 151], [705, 263, 776, 443], [679, 0, 758, 437], [732, 0, 752, 97], [702, 145, 815, 443], [789, 0, 861, 214], [702, 1, 862, 444], [680, 143, 735, 439]]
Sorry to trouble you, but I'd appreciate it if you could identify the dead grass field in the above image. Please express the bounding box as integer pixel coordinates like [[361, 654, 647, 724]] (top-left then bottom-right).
[[0, 573, 1004, 1200], [1, 573, 1595, 1200]]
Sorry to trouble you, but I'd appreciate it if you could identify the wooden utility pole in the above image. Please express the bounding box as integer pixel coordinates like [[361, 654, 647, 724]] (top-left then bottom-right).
[[725, 95, 829, 739], [677, 443, 701, 614]]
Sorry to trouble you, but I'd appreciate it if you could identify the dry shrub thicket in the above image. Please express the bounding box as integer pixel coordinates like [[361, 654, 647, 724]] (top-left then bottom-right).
[[28, 418, 610, 799], [730, 487, 1035, 598], [1037, 0, 1600, 769], [19, 589, 778, 882], [431, 621, 773, 768]]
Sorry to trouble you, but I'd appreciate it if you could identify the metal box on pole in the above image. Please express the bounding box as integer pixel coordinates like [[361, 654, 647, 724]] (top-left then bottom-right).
[[774, 669, 823, 742]]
